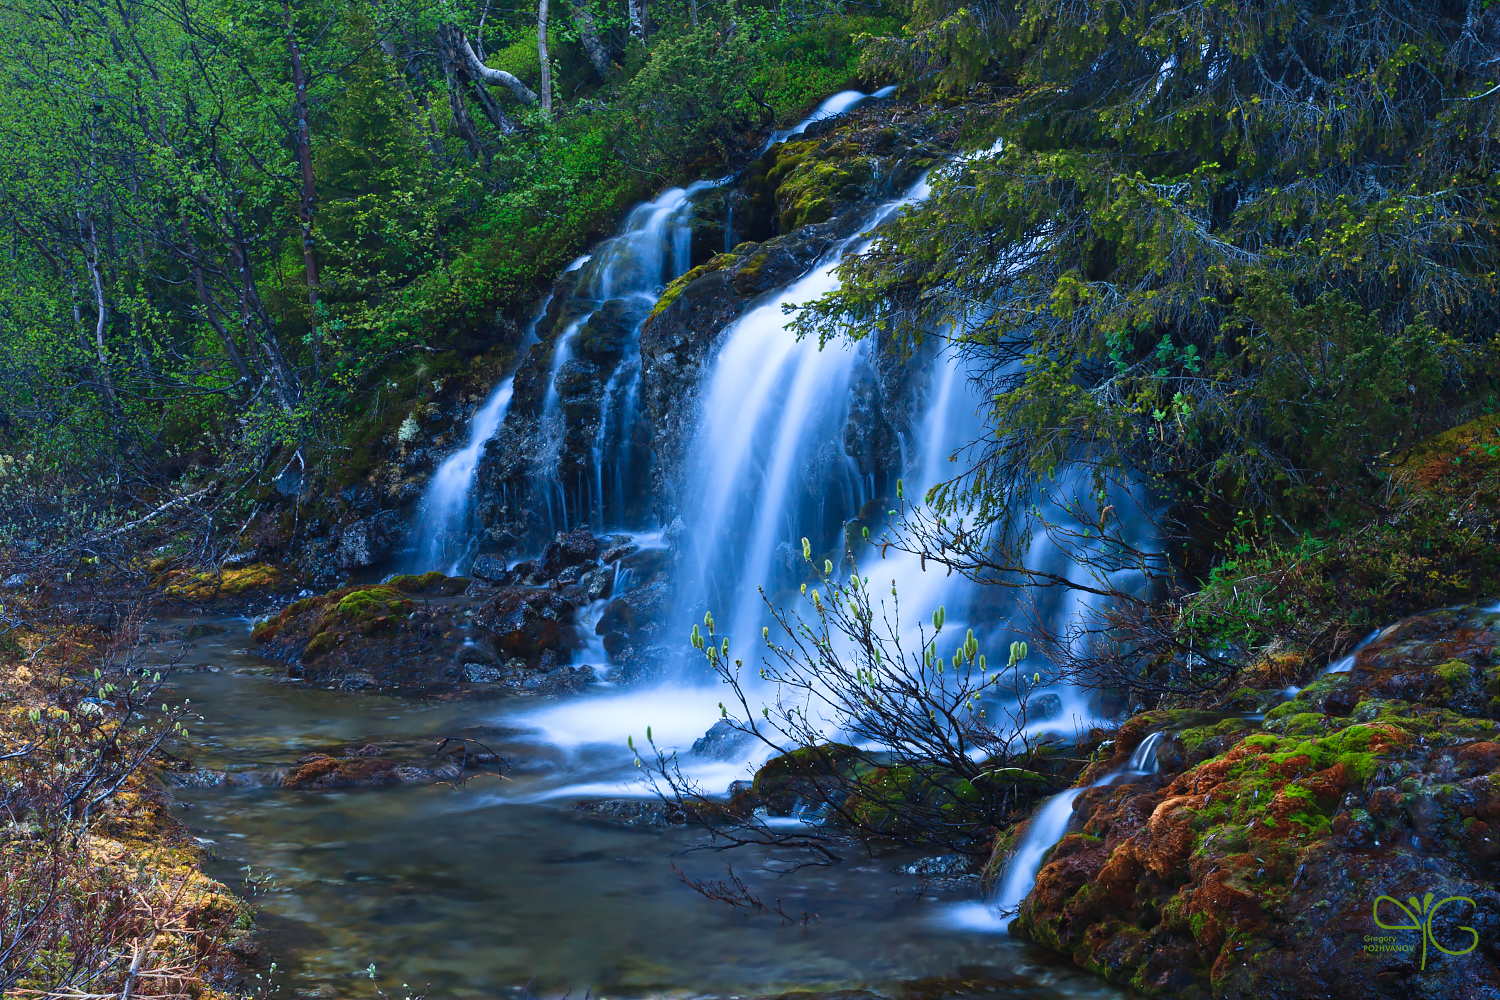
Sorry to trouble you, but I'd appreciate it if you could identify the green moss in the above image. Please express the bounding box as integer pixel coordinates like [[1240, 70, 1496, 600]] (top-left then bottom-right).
[[736, 251, 770, 281], [1271, 712, 1333, 736], [1436, 658, 1473, 683], [1260, 701, 1308, 722], [775, 153, 872, 231], [161, 562, 284, 601], [765, 139, 817, 186], [752, 743, 866, 796], [1178, 717, 1260, 758], [647, 253, 738, 319], [386, 570, 454, 594], [1177, 725, 1400, 843], [286, 597, 320, 617], [333, 586, 413, 632], [303, 630, 339, 661], [846, 764, 982, 834]]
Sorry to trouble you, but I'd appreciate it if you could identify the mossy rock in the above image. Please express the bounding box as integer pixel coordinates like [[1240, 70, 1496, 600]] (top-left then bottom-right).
[[1389, 411, 1500, 492], [250, 580, 523, 697], [776, 152, 873, 231], [303, 630, 341, 662], [1018, 608, 1500, 1000], [845, 764, 983, 837], [161, 562, 283, 601], [648, 253, 738, 320], [251, 582, 415, 646], [751, 743, 871, 814]]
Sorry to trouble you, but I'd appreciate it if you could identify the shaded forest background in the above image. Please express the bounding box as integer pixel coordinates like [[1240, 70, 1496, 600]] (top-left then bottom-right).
[[0, 0, 892, 562]]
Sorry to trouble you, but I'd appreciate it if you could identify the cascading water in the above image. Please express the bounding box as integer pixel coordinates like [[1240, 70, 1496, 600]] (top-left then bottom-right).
[[526, 181, 714, 538], [408, 87, 1151, 817], [757, 85, 898, 153], [408, 255, 591, 574], [941, 730, 1167, 933], [678, 176, 936, 645], [409, 377, 518, 575], [176, 90, 1160, 999]]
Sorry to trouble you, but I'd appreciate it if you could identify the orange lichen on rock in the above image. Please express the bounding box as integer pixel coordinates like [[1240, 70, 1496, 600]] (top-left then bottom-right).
[[1014, 606, 1500, 1000]]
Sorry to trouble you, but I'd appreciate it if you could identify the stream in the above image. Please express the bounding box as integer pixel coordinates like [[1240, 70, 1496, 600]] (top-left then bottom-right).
[[154, 614, 1131, 1000]]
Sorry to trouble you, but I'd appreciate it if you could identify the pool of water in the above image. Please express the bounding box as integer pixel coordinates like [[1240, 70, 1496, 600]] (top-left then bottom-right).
[[152, 614, 1130, 1000]]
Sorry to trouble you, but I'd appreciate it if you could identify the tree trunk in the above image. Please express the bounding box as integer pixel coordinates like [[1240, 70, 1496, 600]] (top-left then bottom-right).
[[627, 0, 645, 42], [537, 0, 552, 115], [78, 212, 117, 409], [284, 3, 321, 375], [435, 25, 486, 159], [568, 0, 614, 78], [689, 0, 697, 27], [185, 224, 252, 385], [225, 215, 302, 412], [438, 23, 523, 140], [452, 26, 539, 105]]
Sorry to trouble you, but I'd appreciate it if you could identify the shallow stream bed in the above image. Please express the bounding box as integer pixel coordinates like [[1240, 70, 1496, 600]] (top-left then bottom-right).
[[153, 614, 1130, 1000]]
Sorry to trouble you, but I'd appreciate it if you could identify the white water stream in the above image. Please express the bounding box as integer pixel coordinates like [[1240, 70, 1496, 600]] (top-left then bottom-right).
[[943, 731, 1166, 933], [409, 254, 591, 574]]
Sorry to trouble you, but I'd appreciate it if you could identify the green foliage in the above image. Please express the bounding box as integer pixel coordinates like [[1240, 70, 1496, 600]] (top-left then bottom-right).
[[797, 0, 1500, 550], [0, 0, 893, 549], [1178, 411, 1500, 654]]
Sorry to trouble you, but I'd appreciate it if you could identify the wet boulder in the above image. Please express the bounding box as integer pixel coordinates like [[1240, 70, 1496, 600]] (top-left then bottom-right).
[[250, 576, 512, 696], [280, 753, 462, 790], [572, 798, 691, 828], [577, 298, 645, 360], [539, 528, 600, 579], [470, 554, 508, 582], [692, 719, 756, 761], [751, 743, 872, 816], [475, 587, 581, 666], [335, 510, 408, 569], [595, 578, 670, 663]]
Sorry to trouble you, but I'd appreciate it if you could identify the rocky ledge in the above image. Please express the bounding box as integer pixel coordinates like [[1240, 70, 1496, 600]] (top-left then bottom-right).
[[1004, 605, 1500, 999], [248, 527, 679, 695]]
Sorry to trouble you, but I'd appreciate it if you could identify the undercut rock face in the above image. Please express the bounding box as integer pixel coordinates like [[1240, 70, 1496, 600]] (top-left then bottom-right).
[[1009, 607, 1500, 1000]]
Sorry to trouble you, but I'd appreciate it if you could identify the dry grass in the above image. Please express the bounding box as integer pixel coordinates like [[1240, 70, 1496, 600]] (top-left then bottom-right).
[[0, 582, 254, 997]]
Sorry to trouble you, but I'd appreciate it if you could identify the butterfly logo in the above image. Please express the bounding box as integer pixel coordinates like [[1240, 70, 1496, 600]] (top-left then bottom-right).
[[1373, 892, 1480, 970]]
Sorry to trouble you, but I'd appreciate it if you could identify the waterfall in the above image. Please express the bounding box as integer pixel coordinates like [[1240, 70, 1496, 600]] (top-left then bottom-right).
[[678, 178, 934, 643], [410, 87, 899, 561], [989, 731, 1165, 919], [1281, 626, 1384, 697], [407, 255, 590, 574], [528, 182, 712, 537], [756, 85, 897, 153], [408, 376, 518, 575], [418, 91, 1151, 830]]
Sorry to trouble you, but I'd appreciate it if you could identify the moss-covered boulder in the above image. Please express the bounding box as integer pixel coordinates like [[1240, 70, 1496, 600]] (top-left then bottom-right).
[[250, 576, 577, 697], [1013, 608, 1500, 999], [158, 562, 284, 601], [845, 764, 984, 838], [751, 743, 873, 815]]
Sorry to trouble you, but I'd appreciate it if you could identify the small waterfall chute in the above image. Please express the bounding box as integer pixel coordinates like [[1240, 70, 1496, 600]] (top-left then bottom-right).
[[987, 730, 1166, 922], [406, 254, 592, 574]]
